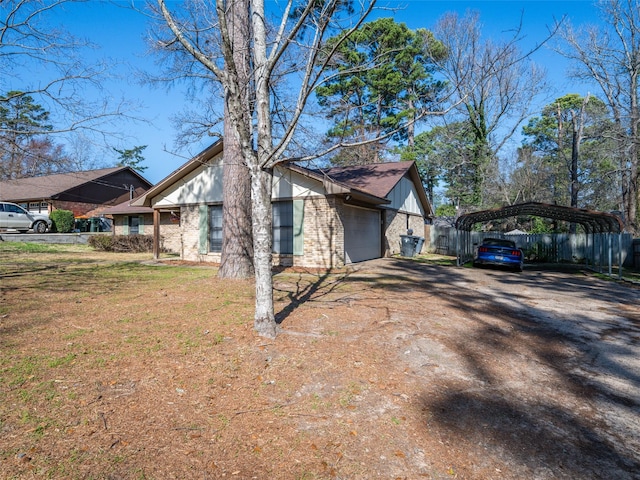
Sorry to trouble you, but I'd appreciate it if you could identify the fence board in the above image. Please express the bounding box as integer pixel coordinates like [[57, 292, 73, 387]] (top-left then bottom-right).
[[430, 227, 635, 267]]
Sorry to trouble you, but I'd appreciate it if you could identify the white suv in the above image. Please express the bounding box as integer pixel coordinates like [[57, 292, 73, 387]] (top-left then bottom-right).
[[0, 202, 52, 233]]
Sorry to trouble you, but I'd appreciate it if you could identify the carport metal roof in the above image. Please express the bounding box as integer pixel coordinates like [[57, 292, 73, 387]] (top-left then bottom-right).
[[455, 202, 624, 233], [454, 202, 625, 278]]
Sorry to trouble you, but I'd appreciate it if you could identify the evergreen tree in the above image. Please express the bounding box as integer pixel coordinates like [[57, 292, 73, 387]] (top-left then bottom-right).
[[114, 145, 148, 173], [521, 94, 616, 212], [0, 90, 72, 180], [316, 18, 446, 165]]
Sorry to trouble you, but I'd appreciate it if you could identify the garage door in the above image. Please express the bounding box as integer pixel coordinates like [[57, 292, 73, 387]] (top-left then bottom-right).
[[343, 206, 381, 263]]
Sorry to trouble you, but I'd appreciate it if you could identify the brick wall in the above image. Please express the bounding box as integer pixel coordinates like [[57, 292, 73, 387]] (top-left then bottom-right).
[[180, 205, 222, 263], [384, 210, 426, 255], [159, 213, 181, 254], [53, 201, 103, 217], [293, 195, 344, 268], [148, 198, 426, 267], [111, 212, 181, 255]]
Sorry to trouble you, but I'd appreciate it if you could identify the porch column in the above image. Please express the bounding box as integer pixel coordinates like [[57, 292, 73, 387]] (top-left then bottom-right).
[[153, 209, 160, 260]]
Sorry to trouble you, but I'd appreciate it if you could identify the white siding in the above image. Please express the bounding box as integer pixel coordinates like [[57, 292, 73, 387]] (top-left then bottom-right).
[[272, 167, 324, 199], [152, 156, 224, 207], [387, 176, 425, 216]]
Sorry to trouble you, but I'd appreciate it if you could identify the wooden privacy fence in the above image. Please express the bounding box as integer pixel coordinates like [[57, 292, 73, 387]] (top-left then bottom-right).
[[431, 227, 635, 268]]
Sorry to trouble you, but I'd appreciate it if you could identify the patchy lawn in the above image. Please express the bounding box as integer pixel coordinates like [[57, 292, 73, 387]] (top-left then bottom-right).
[[1, 243, 638, 479]]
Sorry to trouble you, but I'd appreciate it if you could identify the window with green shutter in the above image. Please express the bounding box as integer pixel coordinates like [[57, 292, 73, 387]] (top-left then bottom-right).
[[293, 199, 304, 255], [198, 205, 208, 254], [273, 201, 294, 254], [209, 205, 223, 252]]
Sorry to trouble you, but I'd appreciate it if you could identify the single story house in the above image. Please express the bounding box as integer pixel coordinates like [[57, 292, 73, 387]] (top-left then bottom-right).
[[118, 140, 431, 268], [0, 167, 153, 218]]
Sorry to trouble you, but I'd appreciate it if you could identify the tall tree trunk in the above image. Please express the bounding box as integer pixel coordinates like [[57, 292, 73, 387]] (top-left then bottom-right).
[[251, 0, 277, 338], [218, 0, 254, 278], [407, 96, 415, 147], [250, 162, 276, 338], [220, 109, 254, 278]]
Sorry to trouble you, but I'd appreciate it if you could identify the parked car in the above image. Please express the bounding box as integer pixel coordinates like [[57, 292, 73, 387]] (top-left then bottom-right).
[[473, 238, 524, 272], [0, 202, 52, 233]]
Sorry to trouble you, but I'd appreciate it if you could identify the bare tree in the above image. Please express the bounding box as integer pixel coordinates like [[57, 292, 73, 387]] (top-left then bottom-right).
[[1, 0, 135, 174], [155, 0, 375, 337], [559, 0, 640, 233], [430, 11, 549, 207]]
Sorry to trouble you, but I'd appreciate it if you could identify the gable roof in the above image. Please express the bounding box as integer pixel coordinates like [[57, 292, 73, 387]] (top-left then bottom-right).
[[302, 161, 433, 216], [285, 163, 391, 205], [132, 140, 224, 207], [0, 167, 152, 202], [319, 162, 415, 198], [132, 140, 432, 217], [100, 187, 155, 216]]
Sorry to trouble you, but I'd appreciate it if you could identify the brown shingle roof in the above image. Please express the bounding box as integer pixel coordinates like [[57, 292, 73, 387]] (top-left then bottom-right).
[[0, 167, 133, 201], [101, 188, 154, 215], [319, 162, 415, 198]]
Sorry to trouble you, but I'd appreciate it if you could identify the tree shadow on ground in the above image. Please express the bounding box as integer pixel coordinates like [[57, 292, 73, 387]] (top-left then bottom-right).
[[398, 259, 640, 478], [273, 270, 355, 324]]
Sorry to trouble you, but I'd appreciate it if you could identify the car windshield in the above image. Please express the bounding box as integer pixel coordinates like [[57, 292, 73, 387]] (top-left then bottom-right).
[[482, 238, 516, 248]]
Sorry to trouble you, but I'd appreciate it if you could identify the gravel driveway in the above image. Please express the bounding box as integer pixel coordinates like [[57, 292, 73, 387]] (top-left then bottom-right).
[[346, 259, 640, 478]]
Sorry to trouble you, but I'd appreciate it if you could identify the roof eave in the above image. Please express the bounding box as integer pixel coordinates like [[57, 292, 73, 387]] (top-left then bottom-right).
[[134, 140, 224, 207]]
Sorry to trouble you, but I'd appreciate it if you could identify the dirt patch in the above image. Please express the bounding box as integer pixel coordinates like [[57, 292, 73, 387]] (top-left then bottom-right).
[[1, 247, 639, 479]]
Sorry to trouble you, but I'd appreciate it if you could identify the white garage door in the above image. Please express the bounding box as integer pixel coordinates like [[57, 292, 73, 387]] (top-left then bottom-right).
[[343, 206, 381, 263]]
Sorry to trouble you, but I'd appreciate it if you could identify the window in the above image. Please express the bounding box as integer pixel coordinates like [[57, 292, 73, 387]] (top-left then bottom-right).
[[272, 201, 293, 254], [129, 216, 140, 235], [209, 205, 223, 253], [6, 203, 26, 214], [124, 216, 143, 235]]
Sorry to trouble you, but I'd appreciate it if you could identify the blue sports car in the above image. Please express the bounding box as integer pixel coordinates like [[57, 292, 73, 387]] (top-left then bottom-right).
[[473, 238, 524, 272]]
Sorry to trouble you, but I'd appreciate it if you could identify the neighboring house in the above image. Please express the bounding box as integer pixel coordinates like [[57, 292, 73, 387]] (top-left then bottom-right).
[[0, 167, 153, 218], [127, 140, 432, 268]]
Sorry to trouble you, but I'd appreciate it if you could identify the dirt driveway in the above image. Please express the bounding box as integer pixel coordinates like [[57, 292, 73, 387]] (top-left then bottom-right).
[[324, 258, 640, 478]]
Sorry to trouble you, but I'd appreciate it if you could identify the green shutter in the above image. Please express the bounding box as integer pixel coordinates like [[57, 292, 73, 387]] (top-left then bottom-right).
[[293, 199, 304, 255], [122, 216, 129, 235], [198, 205, 208, 254], [139, 216, 144, 235]]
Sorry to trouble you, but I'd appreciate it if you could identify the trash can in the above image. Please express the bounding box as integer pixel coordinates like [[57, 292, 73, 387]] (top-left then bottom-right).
[[400, 235, 416, 257], [415, 237, 425, 255]]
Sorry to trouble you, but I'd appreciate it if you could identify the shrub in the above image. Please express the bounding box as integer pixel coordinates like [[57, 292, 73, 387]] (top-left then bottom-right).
[[88, 234, 156, 253], [49, 210, 75, 233], [88, 235, 115, 251]]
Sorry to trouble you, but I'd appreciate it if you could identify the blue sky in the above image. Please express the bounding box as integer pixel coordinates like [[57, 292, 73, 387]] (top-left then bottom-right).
[[7, 0, 605, 184]]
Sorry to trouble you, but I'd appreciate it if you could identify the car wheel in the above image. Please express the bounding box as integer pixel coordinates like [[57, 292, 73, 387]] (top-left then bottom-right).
[[33, 221, 47, 234]]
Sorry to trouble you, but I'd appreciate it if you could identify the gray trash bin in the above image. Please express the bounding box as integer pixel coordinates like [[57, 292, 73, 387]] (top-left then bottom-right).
[[415, 236, 425, 255], [400, 235, 416, 257]]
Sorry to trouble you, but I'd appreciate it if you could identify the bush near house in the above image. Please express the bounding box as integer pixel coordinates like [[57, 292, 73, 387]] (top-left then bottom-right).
[[88, 234, 156, 253], [49, 210, 74, 233]]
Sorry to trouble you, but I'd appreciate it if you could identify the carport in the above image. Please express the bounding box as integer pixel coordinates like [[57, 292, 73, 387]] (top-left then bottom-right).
[[455, 202, 625, 278]]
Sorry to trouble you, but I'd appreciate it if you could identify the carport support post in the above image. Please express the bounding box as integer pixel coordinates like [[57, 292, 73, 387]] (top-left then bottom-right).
[[456, 229, 461, 266], [153, 208, 160, 260]]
